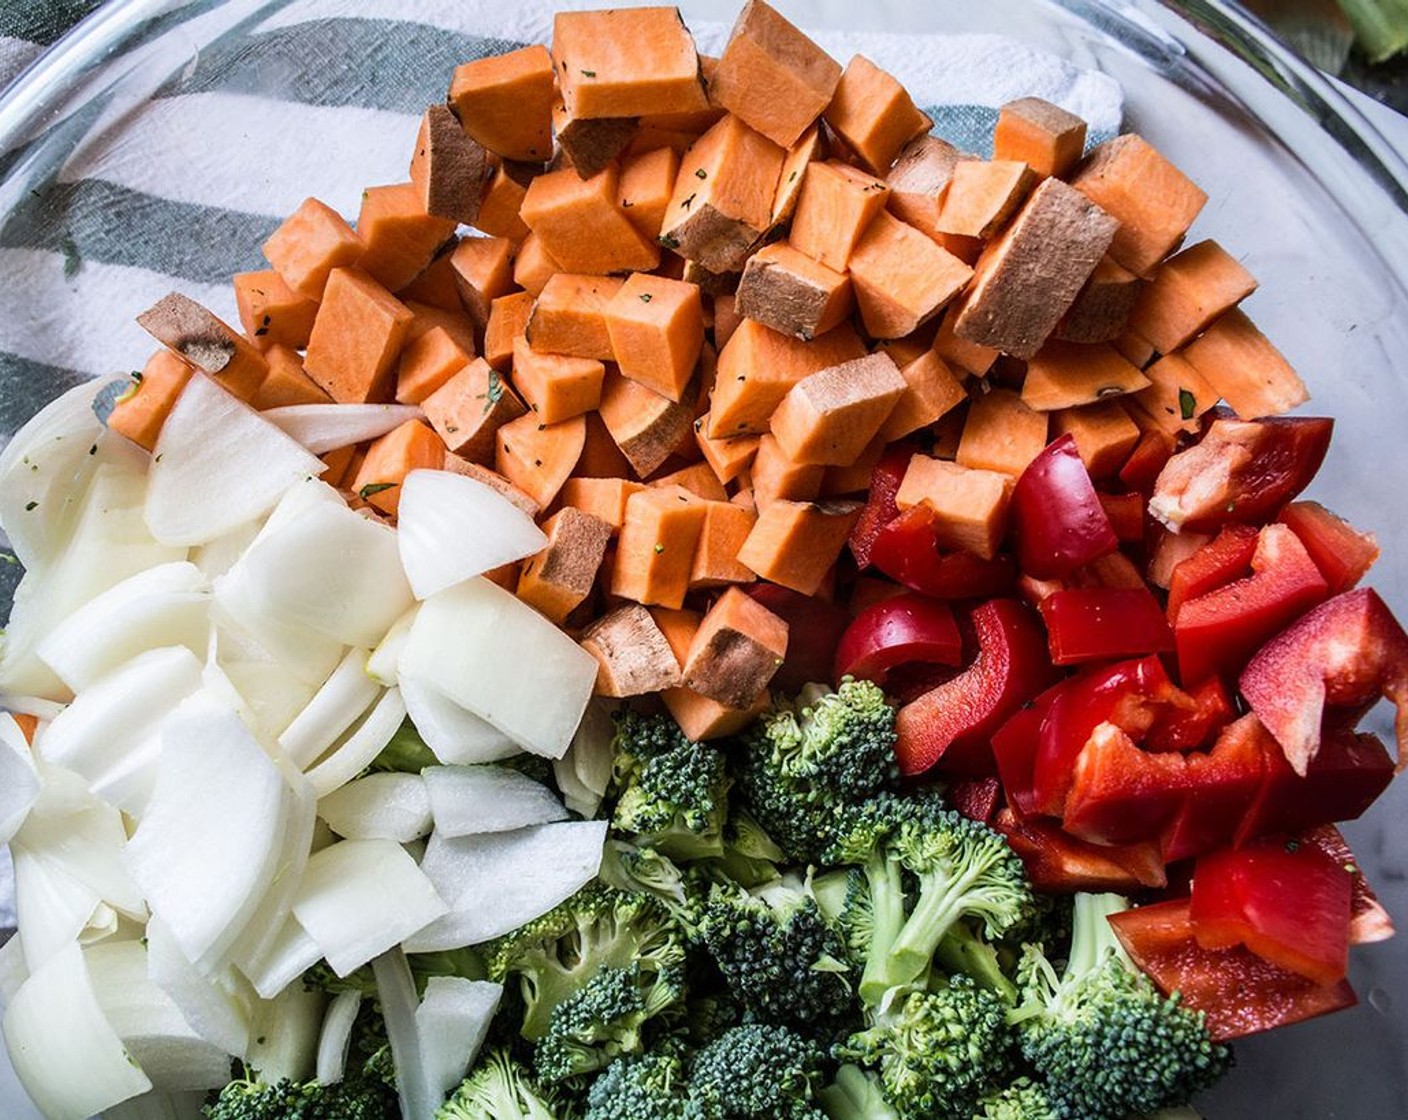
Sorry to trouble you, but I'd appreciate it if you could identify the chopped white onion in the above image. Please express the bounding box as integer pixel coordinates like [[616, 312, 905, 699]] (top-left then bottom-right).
[[396, 469, 547, 600], [366, 604, 418, 686], [0, 713, 39, 842], [405, 820, 607, 952], [399, 673, 520, 765], [245, 980, 324, 1083], [415, 976, 503, 1104], [553, 697, 617, 819], [304, 686, 409, 798], [317, 773, 432, 842], [146, 916, 252, 1061], [423, 765, 567, 837], [371, 949, 437, 1120], [208, 593, 347, 691], [277, 647, 382, 770], [238, 915, 323, 1003], [263, 402, 422, 455], [99, 1088, 209, 1120], [189, 517, 262, 582], [0, 936, 28, 1005], [315, 989, 362, 1086], [145, 374, 325, 547], [10, 846, 101, 971]]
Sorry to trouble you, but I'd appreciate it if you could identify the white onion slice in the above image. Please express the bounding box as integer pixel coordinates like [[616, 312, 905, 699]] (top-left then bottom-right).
[[372, 949, 437, 1120], [554, 697, 617, 819], [315, 990, 362, 1086], [99, 1088, 209, 1120], [245, 980, 324, 1083], [146, 916, 251, 1060], [0, 713, 39, 842], [317, 773, 432, 842], [145, 374, 325, 547], [278, 647, 381, 770], [396, 469, 546, 600], [415, 976, 503, 1104], [263, 403, 421, 455], [1, 942, 152, 1120], [0, 936, 28, 1005], [10, 846, 100, 971], [423, 765, 567, 837], [400, 673, 519, 765], [405, 820, 607, 952], [239, 915, 323, 1003], [366, 604, 418, 686], [401, 579, 598, 760], [304, 687, 409, 798]]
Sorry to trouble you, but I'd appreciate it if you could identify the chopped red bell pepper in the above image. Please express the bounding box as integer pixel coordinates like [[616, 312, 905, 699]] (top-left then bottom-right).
[[1240, 586, 1408, 775], [1098, 491, 1146, 544], [869, 506, 1018, 599], [1165, 523, 1260, 621], [1159, 713, 1269, 863], [1147, 526, 1213, 592], [947, 776, 1002, 825], [1278, 500, 1380, 594], [894, 599, 1056, 777], [1108, 899, 1357, 1041], [743, 584, 850, 696], [834, 593, 963, 688], [1011, 434, 1119, 580], [1144, 675, 1235, 753], [1299, 824, 1396, 945], [993, 808, 1167, 893], [992, 683, 1065, 817], [1038, 586, 1175, 666], [1077, 550, 1148, 591], [848, 444, 914, 569], [1062, 724, 1189, 846], [1017, 573, 1065, 608], [1174, 523, 1329, 686], [1118, 428, 1175, 496]]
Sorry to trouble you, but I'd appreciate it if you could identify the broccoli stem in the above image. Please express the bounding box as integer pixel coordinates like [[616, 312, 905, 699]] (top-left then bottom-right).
[[933, 924, 1018, 1006], [883, 857, 992, 990], [857, 851, 908, 1005]]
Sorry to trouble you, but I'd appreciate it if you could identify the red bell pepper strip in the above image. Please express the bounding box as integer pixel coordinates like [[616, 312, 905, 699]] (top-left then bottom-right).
[[833, 593, 963, 688], [894, 599, 1056, 777], [993, 809, 1167, 893], [1165, 523, 1259, 621], [1038, 586, 1175, 666], [1108, 899, 1357, 1041], [1278, 500, 1379, 594], [1239, 587, 1408, 775], [1011, 434, 1119, 579], [1144, 675, 1235, 753], [1061, 724, 1189, 846], [1159, 713, 1269, 863], [869, 505, 1017, 600], [848, 444, 914, 569], [743, 584, 850, 696], [947, 777, 1002, 825], [991, 684, 1065, 817], [1299, 824, 1396, 945], [1098, 491, 1146, 544]]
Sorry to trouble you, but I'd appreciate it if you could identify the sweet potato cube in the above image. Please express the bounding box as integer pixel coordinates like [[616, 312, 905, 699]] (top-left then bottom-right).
[[521, 165, 660, 275], [695, 421, 759, 487], [618, 146, 680, 241], [302, 268, 413, 403], [404, 299, 476, 353], [823, 54, 932, 175], [526, 274, 622, 361], [879, 350, 967, 441], [582, 604, 684, 696], [137, 292, 269, 400], [559, 477, 644, 534], [473, 162, 531, 242], [653, 608, 771, 740], [441, 456, 540, 517], [604, 273, 704, 402], [510, 338, 605, 424], [660, 114, 785, 274], [395, 325, 472, 405], [448, 44, 555, 162], [1128, 239, 1258, 354], [735, 241, 853, 342], [251, 344, 331, 410], [1071, 133, 1208, 276], [262, 197, 363, 300], [422, 357, 527, 462], [410, 103, 488, 225], [107, 350, 194, 451], [712, 292, 744, 351], [553, 97, 639, 180], [1021, 341, 1151, 411], [770, 124, 825, 228], [683, 586, 787, 707], [751, 433, 824, 509], [1128, 353, 1219, 437], [691, 502, 759, 588], [934, 305, 998, 376], [351, 419, 445, 515], [396, 244, 465, 312], [770, 352, 906, 466], [1051, 401, 1142, 479], [822, 435, 888, 497], [512, 232, 563, 297], [848, 211, 973, 340], [495, 412, 586, 509], [993, 97, 1088, 179], [790, 160, 890, 272], [1182, 308, 1308, 419], [956, 388, 1048, 477], [355, 182, 458, 294], [1055, 256, 1143, 344], [233, 269, 318, 352], [886, 134, 966, 240], [895, 455, 1012, 559], [650, 462, 728, 503], [937, 160, 1037, 240], [516, 507, 612, 624], [449, 235, 516, 327], [953, 177, 1118, 360], [484, 291, 536, 371], [710, 0, 841, 149], [613, 485, 709, 608], [737, 498, 862, 594], [553, 7, 708, 120], [598, 370, 695, 478]]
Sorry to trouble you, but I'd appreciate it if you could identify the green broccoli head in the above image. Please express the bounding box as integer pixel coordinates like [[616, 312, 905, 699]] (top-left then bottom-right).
[[711, 807, 787, 889], [835, 976, 1015, 1120], [436, 1049, 561, 1120], [737, 680, 897, 862], [585, 1050, 708, 1120], [974, 1078, 1059, 1120], [611, 710, 731, 861], [691, 1023, 828, 1120], [1014, 894, 1231, 1120]]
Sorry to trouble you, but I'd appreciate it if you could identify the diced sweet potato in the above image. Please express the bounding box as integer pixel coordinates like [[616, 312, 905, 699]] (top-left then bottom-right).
[[770, 124, 825, 229], [449, 44, 555, 162], [1127, 239, 1257, 353], [410, 102, 488, 225], [736, 498, 862, 594], [473, 161, 532, 242], [821, 432, 887, 496], [351, 419, 445, 515], [449, 235, 516, 328], [579, 410, 637, 480], [598, 370, 696, 478], [521, 164, 660, 275], [553, 7, 708, 120], [582, 604, 684, 696], [751, 433, 824, 509], [484, 291, 536, 372], [691, 501, 759, 587], [422, 357, 527, 462], [1129, 353, 1219, 436], [302, 268, 413, 403], [683, 586, 787, 707], [847, 211, 973, 339], [992, 97, 1087, 179], [441, 455, 540, 517], [513, 232, 563, 297], [956, 387, 1048, 477], [934, 305, 997, 376], [695, 420, 759, 486], [790, 160, 890, 272], [618, 145, 680, 241], [936, 159, 1036, 240], [559, 477, 644, 533], [770, 351, 906, 466], [613, 484, 709, 608], [1114, 328, 1157, 370], [232, 269, 319, 352], [735, 240, 853, 341], [356, 182, 458, 294], [395, 325, 472, 405], [251, 344, 331, 410], [712, 291, 744, 351], [710, 0, 842, 149], [518, 508, 612, 625], [138, 292, 268, 400], [404, 299, 477, 354], [553, 97, 640, 180], [653, 607, 771, 740], [1051, 401, 1142, 479], [263, 196, 363, 300], [510, 338, 605, 424], [822, 54, 930, 175], [650, 462, 728, 503], [1055, 256, 1143, 344], [879, 349, 967, 441], [495, 411, 586, 510], [895, 455, 1012, 559], [525, 274, 622, 361], [604, 273, 705, 402], [886, 134, 967, 240], [107, 350, 194, 451], [397, 243, 466, 312], [1183, 308, 1308, 419], [1021, 341, 1151, 411]]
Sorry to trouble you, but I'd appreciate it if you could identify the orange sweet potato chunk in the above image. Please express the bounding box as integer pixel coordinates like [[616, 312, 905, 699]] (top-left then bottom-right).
[[612, 485, 709, 608], [789, 160, 890, 273], [356, 182, 458, 294], [878, 349, 967, 441], [422, 357, 527, 462], [955, 387, 1049, 477], [449, 235, 516, 327], [410, 102, 488, 225], [351, 419, 445, 515], [521, 165, 661, 275], [107, 350, 194, 452], [751, 433, 824, 510], [303, 267, 414, 404], [395, 325, 472, 405], [449, 45, 555, 162], [495, 412, 587, 510], [1126, 239, 1258, 354], [559, 477, 645, 534], [263, 197, 364, 300], [510, 338, 605, 424], [473, 162, 532, 242], [598, 369, 696, 478], [993, 97, 1088, 179], [604, 273, 704, 402], [769, 351, 907, 466], [618, 145, 681, 241], [895, 455, 1012, 560], [527, 274, 623, 362], [518, 507, 613, 625], [137, 292, 268, 401], [581, 604, 684, 697], [233, 269, 319, 352], [251, 344, 331, 410], [936, 159, 1037, 240], [736, 498, 862, 595], [690, 501, 759, 588], [552, 7, 708, 119], [847, 211, 973, 339], [484, 291, 536, 372], [683, 586, 787, 707], [653, 607, 771, 741], [822, 54, 931, 175]]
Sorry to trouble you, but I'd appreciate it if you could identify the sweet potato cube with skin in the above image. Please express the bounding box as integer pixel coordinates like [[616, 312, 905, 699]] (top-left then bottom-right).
[[751, 433, 824, 509], [654, 608, 772, 740], [879, 349, 967, 441], [737, 498, 863, 595], [582, 604, 684, 697], [1051, 401, 1142, 479], [263, 197, 363, 301], [526, 274, 623, 361], [441, 455, 540, 517], [513, 232, 563, 297], [107, 350, 194, 451], [602, 273, 704, 403], [138, 292, 269, 400], [770, 352, 907, 466], [352, 419, 445, 515], [993, 97, 1088, 179], [449, 236, 515, 328], [691, 502, 759, 587], [937, 160, 1037, 240], [613, 485, 709, 608], [734, 241, 853, 342], [824, 55, 932, 175], [598, 370, 696, 478], [553, 98, 640, 180], [1129, 240, 1259, 354], [516, 508, 611, 624], [521, 165, 660, 275], [301, 268, 413, 403], [355, 183, 458, 294], [954, 177, 1118, 360], [660, 114, 785, 274], [770, 124, 825, 228], [1131, 353, 1221, 436], [410, 104, 487, 225], [1183, 308, 1308, 419], [251, 344, 331, 410], [448, 45, 554, 162], [552, 7, 708, 120], [847, 211, 974, 340], [510, 338, 605, 424], [896, 456, 1012, 560], [1114, 329, 1157, 370], [395, 326, 472, 405], [473, 162, 531, 242], [790, 161, 891, 272], [957, 388, 1048, 477], [233, 269, 318, 352], [422, 357, 527, 462], [495, 412, 586, 510], [650, 462, 728, 503], [1021, 341, 1151, 412], [618, 146, 680, 241], [484, 292, 535, 372], [559, 477, 644, 534], [710, 0, 842, 149], [683, 586, 788, 707], [1071, 133, 1208, 276], [695, 422, 759, 487], [886, 134, 967, 240], [712, 293, 744, 351], [1055, 257, 1143, 344]]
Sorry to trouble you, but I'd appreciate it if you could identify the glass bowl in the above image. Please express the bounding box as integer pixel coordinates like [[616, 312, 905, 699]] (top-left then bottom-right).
[[0, 1, 1405, 1116]]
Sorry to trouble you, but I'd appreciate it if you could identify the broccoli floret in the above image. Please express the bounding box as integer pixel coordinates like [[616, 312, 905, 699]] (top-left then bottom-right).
[[934, 920, 1018, 1006], [692, 871, 853, 1024], [533, 962, 686, 1084], [611, 710, 731, 861], [370, 718, 439, 773], [691, 1023, 827, 1120], [1013, 893, 1231, 1120], [834, 975, 1014, 1120], [973, 1078, 1059, 1120], [736, 680, 897, 862], [598, 839, 691, 909], [585, 1050, 706, 1120], [485, 884, 687, 1043], [711, 807, 787, 888], [437, 1049, 561, 1120], [816, 1064, 899, 1120]]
